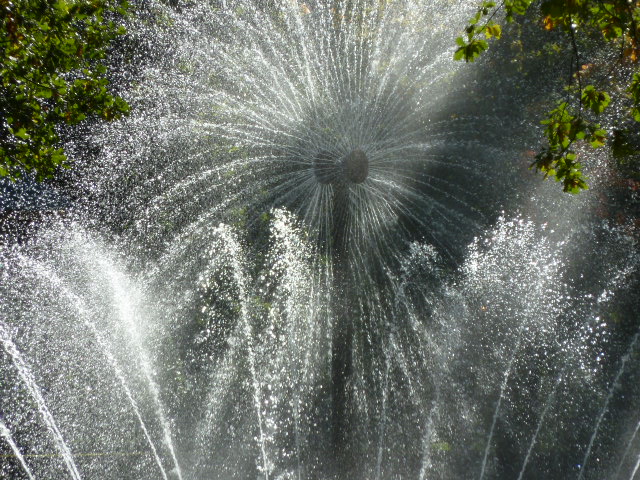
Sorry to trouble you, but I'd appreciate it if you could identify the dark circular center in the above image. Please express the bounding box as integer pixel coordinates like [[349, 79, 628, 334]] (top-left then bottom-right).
[[313, 149, 369, 185], [341, 149, 368, 184]]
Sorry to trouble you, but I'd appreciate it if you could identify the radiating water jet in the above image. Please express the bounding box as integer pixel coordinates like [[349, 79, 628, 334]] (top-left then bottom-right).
[[215, 226, 272, 479], [0, 418, 36, 480], [516, 369, 565, 480], [0, 324, 82, 480], [615, 417, 640, 478], [99, 259, 184, 480], [478, 335, 523, 480], [578, 329, 640, 480], [631, 451, 640, 479]]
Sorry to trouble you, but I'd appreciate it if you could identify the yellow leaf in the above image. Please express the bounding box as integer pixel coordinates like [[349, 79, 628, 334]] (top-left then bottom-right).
[[485, 24, 502, 39], [543, 15, 555, 31]]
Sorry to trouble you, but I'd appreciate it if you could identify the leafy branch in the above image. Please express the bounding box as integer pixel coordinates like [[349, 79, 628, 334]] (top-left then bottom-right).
[[1, 0, 131, 181], [455, 0, 640, 193]]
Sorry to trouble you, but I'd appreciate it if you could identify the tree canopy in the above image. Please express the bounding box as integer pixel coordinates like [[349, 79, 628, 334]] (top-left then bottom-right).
[[1, 0, 130, 181], [456, 0, 640, 192]]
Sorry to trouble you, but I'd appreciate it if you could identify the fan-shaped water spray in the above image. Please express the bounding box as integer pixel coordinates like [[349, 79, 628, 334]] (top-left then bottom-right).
[[1, 1, 639, 479]]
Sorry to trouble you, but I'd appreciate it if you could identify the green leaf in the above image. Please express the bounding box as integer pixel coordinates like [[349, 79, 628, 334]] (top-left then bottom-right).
[[485, 23, 502, 39], [50, 150, 67, 166], [36, 87, 53, 99], [54, 0, 69, 13], [13, 128, 30, 140], [581, 86, 610, 115], [589, 129, 607, 148]]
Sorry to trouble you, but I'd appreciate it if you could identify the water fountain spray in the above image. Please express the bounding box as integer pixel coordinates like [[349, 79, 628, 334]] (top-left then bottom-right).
[[1, 1, 638, 479]]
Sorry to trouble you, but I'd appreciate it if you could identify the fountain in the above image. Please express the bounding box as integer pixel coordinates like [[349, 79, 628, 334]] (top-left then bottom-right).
[[1, 1, 639, 479]]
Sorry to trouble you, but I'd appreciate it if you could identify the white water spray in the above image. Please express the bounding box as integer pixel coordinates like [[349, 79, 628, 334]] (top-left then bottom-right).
[[0, 323, 82, 480], [0, 418, 36, 480]]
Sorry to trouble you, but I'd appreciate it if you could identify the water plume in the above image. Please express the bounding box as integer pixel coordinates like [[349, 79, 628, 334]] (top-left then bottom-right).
[[1, 1, 639, 479]]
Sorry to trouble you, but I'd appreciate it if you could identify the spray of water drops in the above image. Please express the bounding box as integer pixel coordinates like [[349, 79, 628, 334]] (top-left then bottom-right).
[[1, 1, 639, 479]]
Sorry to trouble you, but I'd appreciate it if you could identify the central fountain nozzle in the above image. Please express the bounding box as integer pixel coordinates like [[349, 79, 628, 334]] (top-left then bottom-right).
[[341, 149, 368, 184], [313, 149, 369, 185]]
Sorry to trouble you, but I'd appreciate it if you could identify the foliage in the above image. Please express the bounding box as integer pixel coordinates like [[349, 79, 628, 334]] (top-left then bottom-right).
[[1, 0, 130, 181], [456, 0, 640, 193]]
